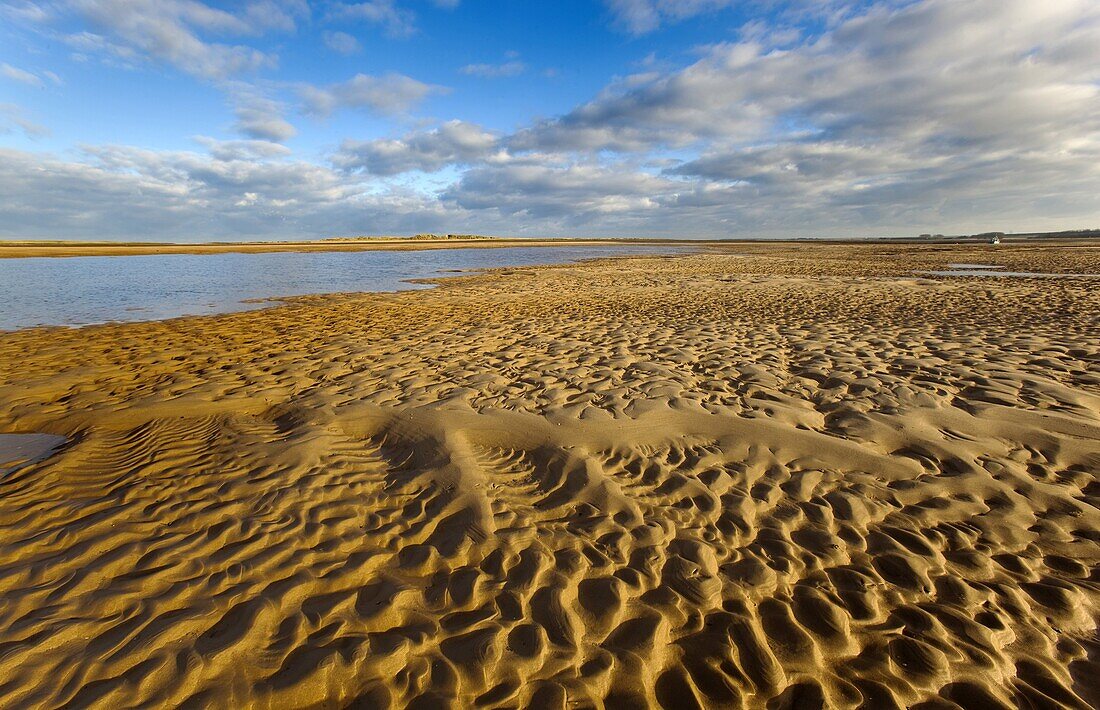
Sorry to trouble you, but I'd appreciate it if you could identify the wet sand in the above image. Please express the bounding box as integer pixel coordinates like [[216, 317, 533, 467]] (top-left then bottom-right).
[[0, 433, 66, 476], [0, 241, 1097, 708]]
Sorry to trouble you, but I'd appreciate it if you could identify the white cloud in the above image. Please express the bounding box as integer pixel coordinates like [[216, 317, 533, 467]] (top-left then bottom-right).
[[469, 0, 1100, 234], [0, 104, 49, 138], [3, 0, 1100, 239], [63, 30, 140, 67], [603, 0, 735, 34], [324, 0, 461, 39], [323, 30, 361, 55], [334, 120, 500, 175], [328, 1, 417, 38], [0, 145, 476, 240], [240, 0, 310, 33], [0, 63, 63, 87], [57, 0, 308, 78], [443, 162, 675, 220], [226, 84, 297, 142], [300, 73, 446, 117], [604, 0, 891, 35], [1, 63, 44, 86], [0, 1, 51, 23], [193, 136, 293, 161], [520, 1, 1100, 158], [459, 61, 526, 78]]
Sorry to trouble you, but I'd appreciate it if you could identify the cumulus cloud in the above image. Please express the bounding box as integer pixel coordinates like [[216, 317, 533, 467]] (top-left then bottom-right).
[[443, 163, 676, 220], [193, 136, 293, 161], [234, 106, 295, 142], [507, 0, 1100, 230], [328, 1, 417, 38], [0, 144, 482, 240], [605, 0, 737, 34], [59, 0, 269, 78], [604, 0, 1098, 153], [46, 0, 311, 79], [656, 0, 1100, 221], [300, 73, 446, 117], [240, 0, 310, 33], [226, 84, 297, 142], [334, 120, 500, 175], [323, 30, 361, 55], [3, 0, 1100, 239], [456, 0, 1100, 235], [604, 0, 888, 35]]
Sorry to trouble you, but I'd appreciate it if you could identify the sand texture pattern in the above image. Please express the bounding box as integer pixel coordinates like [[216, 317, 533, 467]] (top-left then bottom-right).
[[0, 242, 1098, 708]]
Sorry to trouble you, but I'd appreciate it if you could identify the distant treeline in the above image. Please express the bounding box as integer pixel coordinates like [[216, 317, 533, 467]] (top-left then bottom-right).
[[323, 234, 498, 241], [1007, 229, 1100, 239], [410, 234, 496, 240], [912, 229, 1099, 241]]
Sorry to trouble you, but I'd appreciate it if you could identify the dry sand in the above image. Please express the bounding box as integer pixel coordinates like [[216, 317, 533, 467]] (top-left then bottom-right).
[[0, 242, 1097, 708]]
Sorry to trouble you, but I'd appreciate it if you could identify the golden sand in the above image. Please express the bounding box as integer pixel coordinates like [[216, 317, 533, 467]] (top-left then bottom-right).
[[0, 242, 1097, 708]]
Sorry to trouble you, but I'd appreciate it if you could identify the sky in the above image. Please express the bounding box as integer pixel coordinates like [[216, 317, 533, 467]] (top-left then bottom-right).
[[0, 0, 1098, 241]]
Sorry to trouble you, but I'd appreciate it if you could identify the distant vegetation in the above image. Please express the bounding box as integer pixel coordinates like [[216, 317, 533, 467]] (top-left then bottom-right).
[[324, 234, 498, 241], [1010, 229, 1100, 239], [411, 233, 496, 240], [909, 229, 1099, 241]]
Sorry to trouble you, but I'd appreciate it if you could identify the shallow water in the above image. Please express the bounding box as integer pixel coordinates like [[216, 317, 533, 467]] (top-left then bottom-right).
[[0, 433, 66, 476], [920, 263, 1100, 279], [920, 269, 1100, 278], [0, 245, 682, 330]]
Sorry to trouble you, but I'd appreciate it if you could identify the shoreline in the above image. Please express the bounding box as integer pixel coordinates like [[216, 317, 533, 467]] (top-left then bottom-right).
[[0, 246, 697, 333], [5, 240, 1100, 334]]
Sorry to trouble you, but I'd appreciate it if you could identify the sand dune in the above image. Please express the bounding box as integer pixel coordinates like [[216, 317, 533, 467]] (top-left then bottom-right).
[[0, 242, 1097, 708]]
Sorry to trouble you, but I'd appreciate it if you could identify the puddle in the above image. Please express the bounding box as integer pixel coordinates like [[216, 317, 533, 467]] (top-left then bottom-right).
[[0, 433, 67, 476], [919, 266, 1100, 279]]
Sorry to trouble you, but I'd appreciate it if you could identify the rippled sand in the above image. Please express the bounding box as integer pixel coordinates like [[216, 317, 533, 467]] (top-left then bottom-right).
[[0, 242, 1097, 708]]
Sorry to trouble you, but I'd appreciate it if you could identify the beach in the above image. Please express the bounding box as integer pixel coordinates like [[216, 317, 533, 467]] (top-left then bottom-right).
[[0, 241, 1097, 708]]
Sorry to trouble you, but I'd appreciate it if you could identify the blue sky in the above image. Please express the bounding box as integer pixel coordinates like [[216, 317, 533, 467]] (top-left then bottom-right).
[[1, 0, 1098, 240]]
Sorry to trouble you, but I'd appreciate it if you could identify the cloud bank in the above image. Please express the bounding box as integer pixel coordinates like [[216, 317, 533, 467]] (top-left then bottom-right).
[[1, 0, 1098, 239]]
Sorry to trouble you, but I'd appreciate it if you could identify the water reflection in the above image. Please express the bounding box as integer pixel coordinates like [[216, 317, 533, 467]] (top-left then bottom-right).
[[0, 245, 683, 330]]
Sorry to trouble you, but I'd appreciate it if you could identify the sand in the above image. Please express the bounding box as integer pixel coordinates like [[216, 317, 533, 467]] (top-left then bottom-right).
[[0, 241, 1097, 708]]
